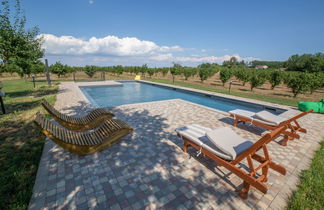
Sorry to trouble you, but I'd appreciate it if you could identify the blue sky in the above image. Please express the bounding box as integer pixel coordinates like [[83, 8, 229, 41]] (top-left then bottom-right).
[[21, 0, 324, 66]]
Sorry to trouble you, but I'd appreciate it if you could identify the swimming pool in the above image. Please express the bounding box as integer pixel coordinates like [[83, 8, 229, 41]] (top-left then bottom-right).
[[80, 81, 286, 113]]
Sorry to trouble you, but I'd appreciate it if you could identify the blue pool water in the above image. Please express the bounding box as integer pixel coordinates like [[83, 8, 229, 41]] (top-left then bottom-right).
[[80, 82, 279, 113]]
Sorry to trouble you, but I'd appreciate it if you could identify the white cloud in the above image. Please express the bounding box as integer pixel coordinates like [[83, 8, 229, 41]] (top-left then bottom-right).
[[38, 34, 182, 56], [39, 33, 258, 67], [149, 54, 257, 64], [89, 0, 94, 4]]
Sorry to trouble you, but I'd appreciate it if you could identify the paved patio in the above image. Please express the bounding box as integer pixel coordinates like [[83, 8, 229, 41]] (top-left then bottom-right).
[[29, 81, 324, 210]]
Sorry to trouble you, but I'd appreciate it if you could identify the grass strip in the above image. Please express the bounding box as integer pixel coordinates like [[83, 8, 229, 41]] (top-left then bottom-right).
[[0, 79, 58, 210], [287, 141, 324, 209]]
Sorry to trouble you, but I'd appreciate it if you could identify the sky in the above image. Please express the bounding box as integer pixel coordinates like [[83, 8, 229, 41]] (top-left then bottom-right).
[[20, 0, 324, 66]]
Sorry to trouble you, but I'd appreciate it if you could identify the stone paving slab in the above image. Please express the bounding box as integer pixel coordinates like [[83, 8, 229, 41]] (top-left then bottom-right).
[[29, 81, 324, 210]]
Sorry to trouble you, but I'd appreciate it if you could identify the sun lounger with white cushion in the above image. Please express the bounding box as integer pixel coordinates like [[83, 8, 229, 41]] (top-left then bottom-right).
[[228, 109, 312, 146], [175, 124, 287, 199]]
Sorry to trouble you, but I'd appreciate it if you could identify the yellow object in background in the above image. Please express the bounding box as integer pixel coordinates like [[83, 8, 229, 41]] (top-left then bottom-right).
[[134, 75, 141, 80]]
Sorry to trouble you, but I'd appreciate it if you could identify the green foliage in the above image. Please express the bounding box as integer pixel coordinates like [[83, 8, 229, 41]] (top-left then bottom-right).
[[159, 68, 169, 77], [113, 65, 123, 75], [268, 70, 282, 90], [198, 67, 215, 82], [219, 67, 233, 86], [249, 70, 267, 91], [50, 61, 68, 77], [286, 53, 324, 73], [84, 65, 96, 78], [140, 64, 148, 76], [0, 0, 44, 76], [234, 66, 251, 86], [146, 68, 156, 77], [182, 67, 196, 80], [286, 72, 312, 97], [288, 141, 324, 210], [170, 63, 182, 83]]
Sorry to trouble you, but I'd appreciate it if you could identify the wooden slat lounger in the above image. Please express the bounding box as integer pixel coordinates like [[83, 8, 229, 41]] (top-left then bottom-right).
[[176, 124, 287, 199], [41, 99, 115, 131], [34, 112, 133, 155], [229, 109, 312, 146]]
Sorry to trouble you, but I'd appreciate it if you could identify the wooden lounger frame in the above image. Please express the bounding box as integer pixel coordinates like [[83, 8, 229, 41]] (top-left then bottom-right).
[[41, 99, 115, 131], [230, 110, 312, 146], [34, 112, 133, 155], [178, 126, 287, 199]]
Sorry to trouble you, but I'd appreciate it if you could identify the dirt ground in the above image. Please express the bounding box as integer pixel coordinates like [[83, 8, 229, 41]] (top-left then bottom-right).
[[1, 71, 323, 101]]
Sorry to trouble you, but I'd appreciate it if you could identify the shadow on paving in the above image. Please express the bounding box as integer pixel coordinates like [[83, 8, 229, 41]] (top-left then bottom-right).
[[35, 104, 259, 209]]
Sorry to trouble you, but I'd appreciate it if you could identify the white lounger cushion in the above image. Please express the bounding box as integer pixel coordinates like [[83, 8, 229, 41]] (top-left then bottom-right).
[[255, 110, 286, 125], [206, 127, 253, 160], [229, 109, 286, 126], [175, 125, 253, 160], [176, 124, 232, 160]]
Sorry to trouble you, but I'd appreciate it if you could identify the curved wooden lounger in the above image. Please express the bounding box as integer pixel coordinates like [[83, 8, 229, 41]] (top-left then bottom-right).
[[34, 112, 133, 155], [41, 99, 115, 131]]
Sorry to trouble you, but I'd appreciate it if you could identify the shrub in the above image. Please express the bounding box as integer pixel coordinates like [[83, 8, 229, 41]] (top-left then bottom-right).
[[84, 65, 96, 78], [146, 68, 156, 77], [170, 63, 182, 84], [219, 67, 233, 86], [250, 70, 267, 91], [183, 67, 197, 80], [198, 67, 214, 82], [234, 67, 251, 86], [160, 68, 169, 77], [269, 70, 283, 90], [50, 61, 68, 78], [286, 73, 311, 97]]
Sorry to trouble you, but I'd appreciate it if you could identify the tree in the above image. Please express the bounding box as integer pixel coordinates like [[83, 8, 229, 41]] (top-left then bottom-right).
[[170, 63, 182, 84], [198, 67, 214, 82], [31, 60, 45, 74], [183, 67, 197, 80], [159, 68, 169, 77], [234, 66, 251, 86], [285, 53, 324, 73], [286, 73, 311, 97], [140, 64, 148, 76], [219, 67, 233, 86], [146, 68, 155, 78], [268, 70, 282, 90], [50, 61, 68, 77], [249, 70, 267, 91], [0, 0, 43, 76], [84, 65, 96, 78]]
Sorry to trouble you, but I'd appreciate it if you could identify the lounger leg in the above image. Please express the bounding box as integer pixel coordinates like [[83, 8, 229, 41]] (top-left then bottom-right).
[[239, 182, 250, 199], [233, 119, 239, 127], [262, 165, 269, 182], [183, 141, 188, 153], [280, 136, 289, 146]]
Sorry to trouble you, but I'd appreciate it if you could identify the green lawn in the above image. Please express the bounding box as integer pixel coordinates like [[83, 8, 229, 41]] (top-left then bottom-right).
[[146, 79, 300, 107], [0, 79, 58, 210], [287, 141, 324, 209]]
